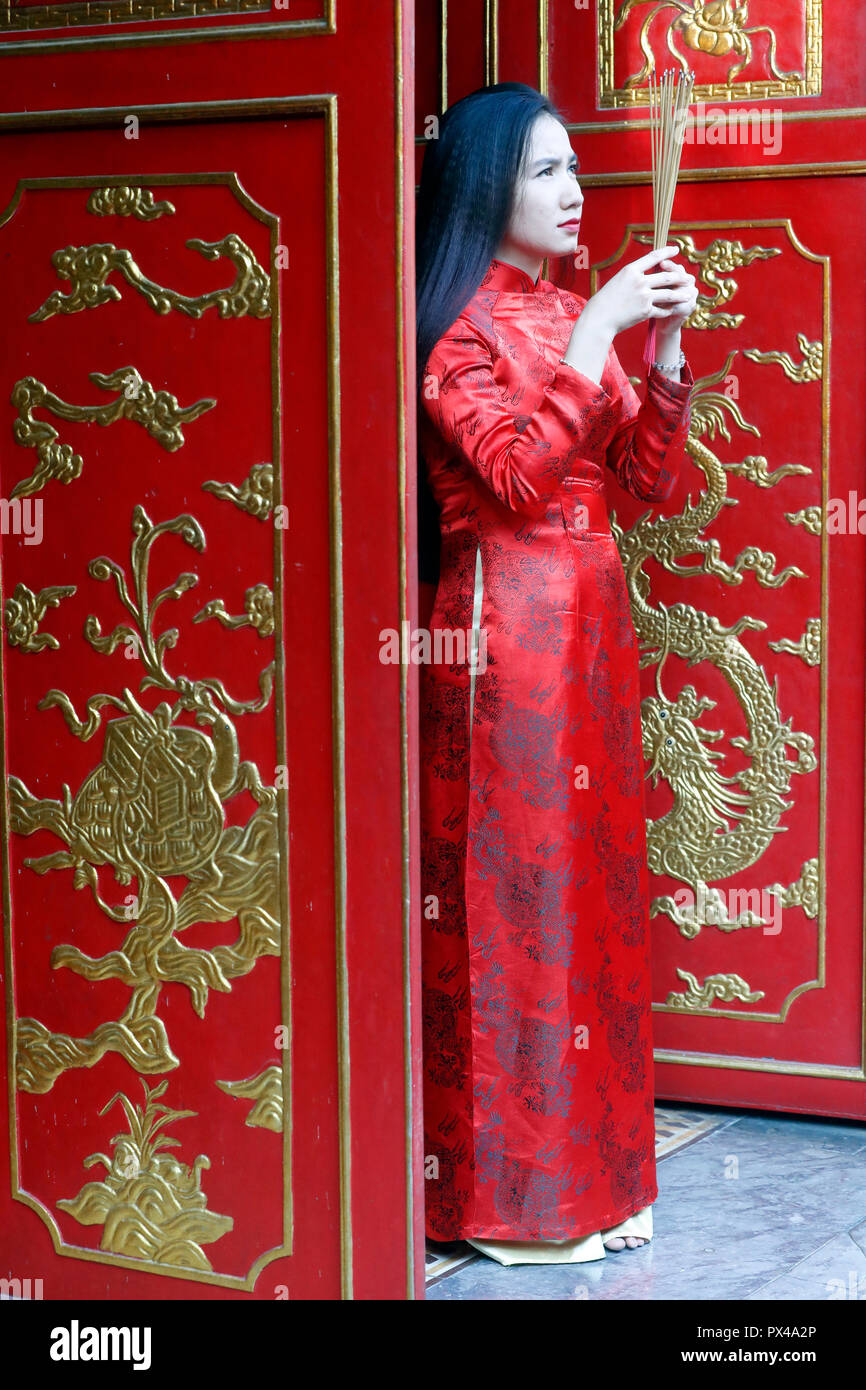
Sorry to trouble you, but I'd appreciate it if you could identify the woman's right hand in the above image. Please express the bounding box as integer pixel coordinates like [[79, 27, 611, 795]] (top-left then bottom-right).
[[581, 246, 693, 338]]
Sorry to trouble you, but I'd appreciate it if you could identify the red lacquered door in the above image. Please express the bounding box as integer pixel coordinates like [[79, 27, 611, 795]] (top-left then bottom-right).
[[0, 4, 423, 1299], [416, 1, 866, 1119]]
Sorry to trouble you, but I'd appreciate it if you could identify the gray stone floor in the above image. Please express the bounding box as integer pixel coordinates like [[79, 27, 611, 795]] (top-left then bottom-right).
[[426, 1104, 866, 1301]]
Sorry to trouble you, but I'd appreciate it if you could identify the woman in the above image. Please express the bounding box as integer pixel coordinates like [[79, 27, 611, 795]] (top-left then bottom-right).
[[417, 82, 697, 1266]]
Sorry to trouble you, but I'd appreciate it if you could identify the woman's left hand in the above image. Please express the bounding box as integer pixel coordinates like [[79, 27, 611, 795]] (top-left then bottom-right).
[[654, 258, 698, 332]]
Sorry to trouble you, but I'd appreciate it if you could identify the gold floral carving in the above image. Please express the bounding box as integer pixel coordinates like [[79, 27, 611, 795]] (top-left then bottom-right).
[[217, 1067, 283, 1132], [744, 335, 823, 383], [665, 968, 765, 1010], [766, 858, 819, 920], [57, 1080, 232, 1271], [10, 369, 215, 499], [601, 0, 822, 104], [30, 235, 271, 322], [202, 463, 274, 520], [194, 585, 275, 639], [10, 505, 280, 1094], [635, 232, 779, 329], [768, 617, 821, 667], [87, 187, 176, 220], [4, 582, 76, 652]]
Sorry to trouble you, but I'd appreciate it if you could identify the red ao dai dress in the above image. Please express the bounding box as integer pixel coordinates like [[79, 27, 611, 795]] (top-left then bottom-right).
[[419, 256, 693, 1259]]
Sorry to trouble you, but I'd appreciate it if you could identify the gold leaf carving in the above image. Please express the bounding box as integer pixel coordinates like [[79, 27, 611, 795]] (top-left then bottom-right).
[[665, 968, 764, 1010], [202, 463, 274, 520], [194, 585, 275, 639], [767, 857, 819, 919], [729, 455, 810, 488], [608, 0, 809, 97], [4, 582, 75, 652], [87, 187, 176, 220], [615, 351, 817, 889], [10, 369, 215, 499], [57, 1080, 232, 1272], [635, 232, 779, 330], [15, 1016, 177, 1095], [652, 878, 771, 939], [768, 617, 821, 667], [217, 1067, 283, 1132], [636, 353, 807, 589], [785, 506, 822, 535], [10, 506, 280, 1093], [744, 335, 823, 383], [30, 235, 271, 322]]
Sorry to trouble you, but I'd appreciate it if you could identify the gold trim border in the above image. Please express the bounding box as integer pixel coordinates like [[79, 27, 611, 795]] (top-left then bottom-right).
[[0, 0, 333, 52], [439, 0, 447, 113], [0, 0, 267, 35], [653, 1049, 864, 1080], [597, 0, 823, 108], [577, 159, 866, 187], [558, 107, 866, 137], [414, 112, 866, 153], [483, 0, 498, 87], [396, 0, 419, 1302], [538, 0, 548, 96], [0, 94, 352, 1293]]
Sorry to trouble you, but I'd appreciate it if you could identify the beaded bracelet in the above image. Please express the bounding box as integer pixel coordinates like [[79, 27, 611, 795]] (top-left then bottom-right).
[[652, 348, 686, 374]]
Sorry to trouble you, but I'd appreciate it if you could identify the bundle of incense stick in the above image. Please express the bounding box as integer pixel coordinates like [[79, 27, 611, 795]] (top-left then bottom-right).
[[644, 66, 695, 369]]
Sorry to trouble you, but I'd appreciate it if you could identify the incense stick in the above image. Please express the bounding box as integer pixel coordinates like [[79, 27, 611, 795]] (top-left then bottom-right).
[[644, 66, 695, 369]]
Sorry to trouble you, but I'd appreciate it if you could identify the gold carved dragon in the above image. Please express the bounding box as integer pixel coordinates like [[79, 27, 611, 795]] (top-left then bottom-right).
[[605, 230, 822, 1012]]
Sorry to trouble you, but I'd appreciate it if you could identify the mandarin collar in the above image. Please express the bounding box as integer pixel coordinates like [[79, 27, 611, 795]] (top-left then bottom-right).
[[480, 256, 543, 294]]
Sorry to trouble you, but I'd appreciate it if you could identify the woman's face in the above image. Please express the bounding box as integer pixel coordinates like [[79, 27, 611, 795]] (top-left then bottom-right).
[[498, 113, 584, 269]]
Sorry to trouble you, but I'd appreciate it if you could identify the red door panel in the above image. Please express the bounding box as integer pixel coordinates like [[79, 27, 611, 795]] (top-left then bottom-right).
[[0, 4, 422, 1301]]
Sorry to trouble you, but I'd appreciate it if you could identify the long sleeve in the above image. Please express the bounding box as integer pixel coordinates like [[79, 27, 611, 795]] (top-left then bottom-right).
[[601, 348, 693, 503], [422, 326, 622, 519], [422, 323, 692, 518]]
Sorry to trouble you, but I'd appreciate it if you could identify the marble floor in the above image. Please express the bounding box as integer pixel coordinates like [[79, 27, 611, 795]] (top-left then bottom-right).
[[425, 1103, 866, 1301]]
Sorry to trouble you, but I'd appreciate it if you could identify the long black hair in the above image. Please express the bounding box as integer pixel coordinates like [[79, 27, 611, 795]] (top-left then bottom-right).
[[415, 82, 567, 585]]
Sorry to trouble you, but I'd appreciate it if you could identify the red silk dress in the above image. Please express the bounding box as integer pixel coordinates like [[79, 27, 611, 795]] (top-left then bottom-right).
[[419, 256, 693, 1244]]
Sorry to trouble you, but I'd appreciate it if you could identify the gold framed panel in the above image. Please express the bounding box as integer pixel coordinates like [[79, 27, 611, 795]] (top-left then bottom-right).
[[0, 0, 333, 52], [0, 94, 352, 1292], [594, 219, 827, 1027], [597, 0, 823, 108], [580, 167, 866, 1081]]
